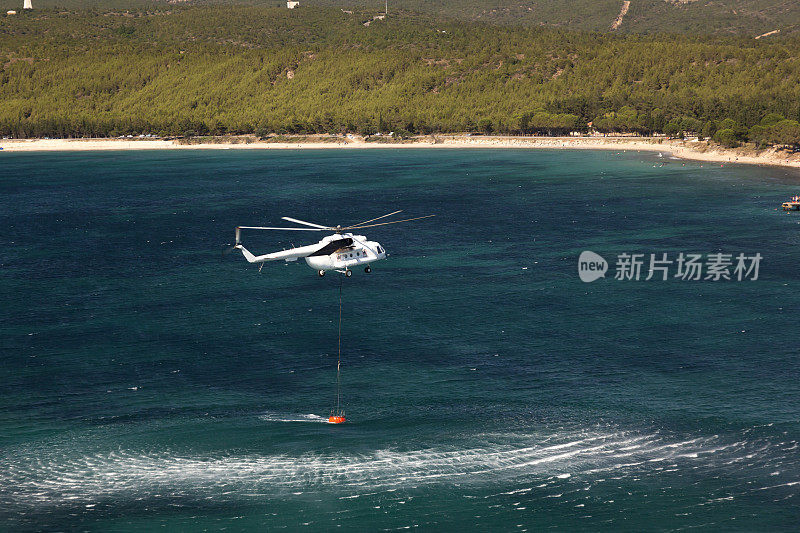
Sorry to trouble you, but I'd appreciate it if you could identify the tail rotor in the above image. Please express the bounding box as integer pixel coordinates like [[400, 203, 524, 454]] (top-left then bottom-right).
[[222, 226, 243, 255]]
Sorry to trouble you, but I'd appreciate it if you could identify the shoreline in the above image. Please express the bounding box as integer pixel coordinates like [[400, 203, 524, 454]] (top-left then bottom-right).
[[2, 135, 800, 169]]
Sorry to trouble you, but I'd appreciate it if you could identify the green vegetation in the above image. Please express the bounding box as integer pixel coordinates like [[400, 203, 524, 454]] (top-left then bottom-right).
[[4, 0, 800, 36], [318, 0, 800, 36], [746, 114, 800, 148], [1, 6, 800, 147]]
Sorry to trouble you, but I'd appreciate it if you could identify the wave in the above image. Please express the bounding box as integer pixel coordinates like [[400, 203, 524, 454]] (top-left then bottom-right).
[[0, 427, 797, 510], [257, 412, 328, 423]]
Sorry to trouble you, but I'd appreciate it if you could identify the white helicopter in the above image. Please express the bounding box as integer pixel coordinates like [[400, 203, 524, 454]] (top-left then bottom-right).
[[230, 211, 434, 276]]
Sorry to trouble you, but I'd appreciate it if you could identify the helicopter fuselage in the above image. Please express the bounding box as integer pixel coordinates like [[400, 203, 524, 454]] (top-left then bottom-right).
[[303, 236, 386, 272], [305, 233, 386, 272], [236, 232, 387, 275]]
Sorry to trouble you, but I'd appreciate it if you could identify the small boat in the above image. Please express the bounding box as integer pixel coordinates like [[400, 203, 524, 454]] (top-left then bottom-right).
[[782, 195, 800, 211]]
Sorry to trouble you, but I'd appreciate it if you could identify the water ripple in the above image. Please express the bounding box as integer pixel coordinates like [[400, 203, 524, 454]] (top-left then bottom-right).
[[1, 427, 797, 510]]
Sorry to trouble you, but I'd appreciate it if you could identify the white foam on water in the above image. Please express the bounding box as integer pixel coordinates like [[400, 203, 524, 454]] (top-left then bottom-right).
[[1, 428, 796, 510], [258, 412, 327, 423]]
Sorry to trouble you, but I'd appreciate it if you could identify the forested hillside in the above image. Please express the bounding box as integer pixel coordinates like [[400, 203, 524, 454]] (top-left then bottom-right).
[[1, 6, 800, 145], [319, 0, 800, 36], [2, 0, 799, 36]]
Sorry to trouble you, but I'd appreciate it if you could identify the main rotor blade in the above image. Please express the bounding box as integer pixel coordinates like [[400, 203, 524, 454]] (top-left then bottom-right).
[[238, 226, 328, 231], [281, 217, 331, 229], [343, 214, 435, 230], [345, 210, 403, 229]]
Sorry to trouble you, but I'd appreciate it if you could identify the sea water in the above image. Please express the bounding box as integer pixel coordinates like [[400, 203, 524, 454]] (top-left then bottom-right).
[[1, 149, 799, 530]]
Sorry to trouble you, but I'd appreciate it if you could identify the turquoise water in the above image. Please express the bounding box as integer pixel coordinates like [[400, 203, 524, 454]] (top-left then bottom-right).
[[1, 148, 799, 531]]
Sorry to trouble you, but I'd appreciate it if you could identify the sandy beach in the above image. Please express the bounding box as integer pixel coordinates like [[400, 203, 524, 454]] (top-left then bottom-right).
[[2, 135, 800, 169]]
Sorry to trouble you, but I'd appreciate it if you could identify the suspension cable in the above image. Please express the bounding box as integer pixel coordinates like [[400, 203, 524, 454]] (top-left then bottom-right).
[[336, 275, 342, 412]]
